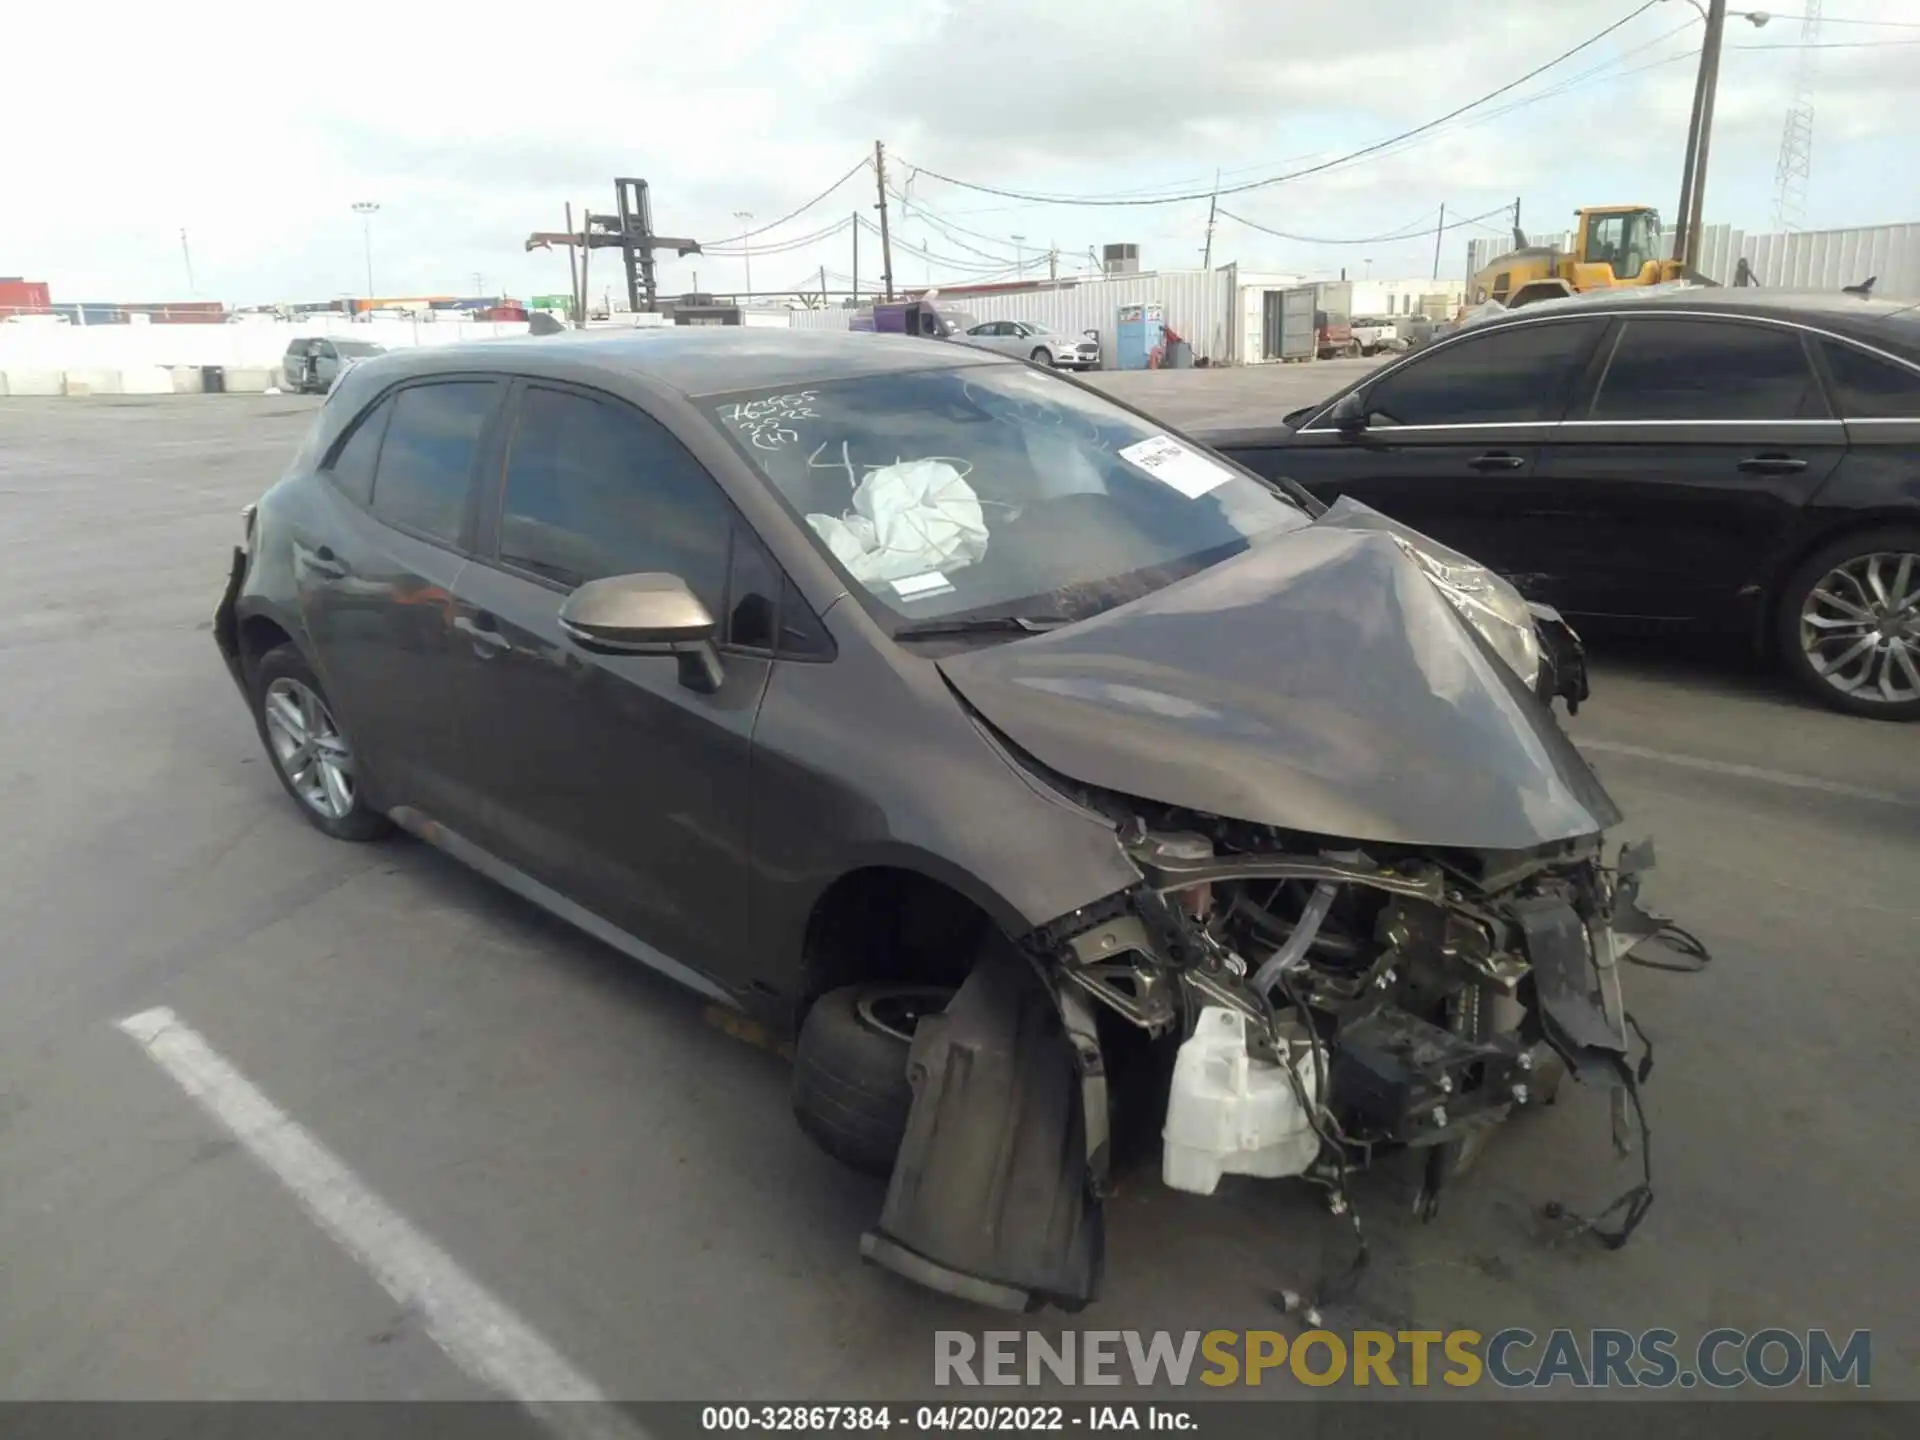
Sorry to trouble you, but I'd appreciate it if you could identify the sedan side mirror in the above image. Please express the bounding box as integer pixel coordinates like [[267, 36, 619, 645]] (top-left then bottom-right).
[[1330, 390, 1368, 435], [558, 572, 724, 693]]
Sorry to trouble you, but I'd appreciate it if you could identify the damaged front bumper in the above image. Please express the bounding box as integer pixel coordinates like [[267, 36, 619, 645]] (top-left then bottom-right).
[[864, 827, 1672, 1312]]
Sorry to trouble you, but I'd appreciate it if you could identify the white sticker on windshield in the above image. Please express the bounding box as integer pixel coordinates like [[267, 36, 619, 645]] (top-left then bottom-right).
[[1119, 435, 1234, 499], [891, 570, 955, 600]]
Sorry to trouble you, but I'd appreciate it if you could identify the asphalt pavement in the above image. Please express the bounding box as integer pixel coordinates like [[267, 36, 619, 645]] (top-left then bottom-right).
[[1, 383, 1915, 1404]]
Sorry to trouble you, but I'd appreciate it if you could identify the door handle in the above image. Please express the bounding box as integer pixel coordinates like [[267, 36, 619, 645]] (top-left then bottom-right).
[[453, 615, 512, 656], [294, 541, 347, 579], [1467, 452, 1526, 471], [1737, 454, 1809, 473]]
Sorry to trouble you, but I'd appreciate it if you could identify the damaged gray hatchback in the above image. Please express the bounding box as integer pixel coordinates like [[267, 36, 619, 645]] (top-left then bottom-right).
[[214, 329, 1677, 1314]]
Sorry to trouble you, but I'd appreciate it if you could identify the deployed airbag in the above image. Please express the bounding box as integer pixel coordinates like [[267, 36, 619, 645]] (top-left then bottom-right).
[[806, 458, 989, 586]]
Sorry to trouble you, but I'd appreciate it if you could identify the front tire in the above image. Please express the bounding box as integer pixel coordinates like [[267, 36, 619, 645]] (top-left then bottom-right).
[[793, 984, 951, 1175], [1030, 347, 1055, 367], [1776, 527, 1920, 721], [252, 644, 392, 839]]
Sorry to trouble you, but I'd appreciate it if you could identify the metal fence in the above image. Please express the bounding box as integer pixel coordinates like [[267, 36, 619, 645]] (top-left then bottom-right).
[[1465, 220, 1919, 298], [789, 269, 1241, 369]]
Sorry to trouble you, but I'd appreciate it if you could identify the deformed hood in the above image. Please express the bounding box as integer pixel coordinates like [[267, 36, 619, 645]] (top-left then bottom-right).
[[938, 515, 1622, 851]]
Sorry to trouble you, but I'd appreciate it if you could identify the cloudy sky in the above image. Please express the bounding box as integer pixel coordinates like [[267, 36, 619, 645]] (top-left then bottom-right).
[[6, 0, 1918, 305]]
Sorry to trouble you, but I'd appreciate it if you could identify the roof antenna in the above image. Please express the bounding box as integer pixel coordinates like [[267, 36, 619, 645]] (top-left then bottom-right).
[[1842, 275, 1876, 298]]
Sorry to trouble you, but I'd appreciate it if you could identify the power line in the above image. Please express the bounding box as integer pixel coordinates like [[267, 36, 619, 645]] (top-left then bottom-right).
[[702, 215, 854, 258], [899, 1, 1664, 207], [699, 157, 872, 247], [855, 214, 1021, 274], [1761, 11, 1920, 26], [1218, 202, 1515, 247], [1730, 37, 1920, 47]]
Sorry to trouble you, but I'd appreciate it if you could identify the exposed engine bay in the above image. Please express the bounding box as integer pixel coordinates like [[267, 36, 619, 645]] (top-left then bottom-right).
[[865, 788, 1691, 1315]]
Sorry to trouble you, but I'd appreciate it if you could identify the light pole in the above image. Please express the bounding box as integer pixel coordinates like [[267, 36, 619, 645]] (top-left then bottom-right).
[[351, 202, 380, 297], [734, 211, 754, 300], [1012, 234, 1025, 275], [1669, 1, 1772, 268]]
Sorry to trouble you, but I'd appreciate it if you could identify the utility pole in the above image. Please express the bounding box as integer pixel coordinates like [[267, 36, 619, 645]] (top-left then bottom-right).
[[564, 203, 581, 324], [873, 140, 895, 300], [179, 228, 195, 295], [819, 265, 828, 308], [852, 211, 859, 299], [1675, 0, 1729, 270], [1202, 169, 1220, 270], [1012, 234, 1025, 275], [1431, 203, 1445, 280], [1048, 245, 1057, 282]]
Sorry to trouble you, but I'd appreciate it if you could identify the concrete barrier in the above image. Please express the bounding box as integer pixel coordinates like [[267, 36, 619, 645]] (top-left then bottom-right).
[[222, 368, 275, 394], [63, 369, 126, 396], [0, 373, 8, 397], [4, 371, 64, 396], [120, 366, 175, 395], [170, 366, 205, 394]]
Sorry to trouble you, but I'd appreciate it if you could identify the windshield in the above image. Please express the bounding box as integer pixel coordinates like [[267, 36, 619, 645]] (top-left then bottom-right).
[[335, 341, 384, 356], [704, 364, 1310, 628]]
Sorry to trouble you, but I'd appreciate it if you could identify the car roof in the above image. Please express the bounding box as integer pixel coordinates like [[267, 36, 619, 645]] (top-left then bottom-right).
[[1480, 284, 1920, 358], [361, 326, 1014, 398]]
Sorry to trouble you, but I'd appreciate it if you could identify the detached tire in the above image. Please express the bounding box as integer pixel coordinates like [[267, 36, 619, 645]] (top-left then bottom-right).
[[793, 984, 951, 1176], [1774, 525, 1920, 722]]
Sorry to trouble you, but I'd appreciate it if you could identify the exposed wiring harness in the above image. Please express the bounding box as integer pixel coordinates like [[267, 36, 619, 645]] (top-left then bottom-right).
[[1549, 1014, 1657, 1250]]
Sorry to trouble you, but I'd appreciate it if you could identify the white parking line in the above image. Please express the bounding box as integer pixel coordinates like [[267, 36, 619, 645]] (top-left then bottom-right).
[[117, 1006, 646, 1440], [1578, 738, 1918, 809]]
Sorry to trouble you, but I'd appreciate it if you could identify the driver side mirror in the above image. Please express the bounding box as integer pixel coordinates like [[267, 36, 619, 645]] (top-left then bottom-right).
[[558, 572, 724, 693], [1330, 390, 1369, 435]]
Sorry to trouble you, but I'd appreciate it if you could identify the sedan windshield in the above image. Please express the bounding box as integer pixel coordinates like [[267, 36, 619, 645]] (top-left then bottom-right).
[[703, 363, 1310, 627]]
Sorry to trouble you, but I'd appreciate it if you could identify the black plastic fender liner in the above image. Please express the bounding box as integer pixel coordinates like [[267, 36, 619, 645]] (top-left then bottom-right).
[[861, 943, 1106, 1312]]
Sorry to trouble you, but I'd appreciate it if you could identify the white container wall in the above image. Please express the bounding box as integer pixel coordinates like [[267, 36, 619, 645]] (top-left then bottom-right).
[[786, 271, 1240, 367], [0, 316, 532, 375]]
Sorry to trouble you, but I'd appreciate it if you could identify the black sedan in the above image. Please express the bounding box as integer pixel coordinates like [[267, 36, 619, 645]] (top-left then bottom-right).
[[1203, 288, 1920, 720], [213, 328, 1669, 1310]]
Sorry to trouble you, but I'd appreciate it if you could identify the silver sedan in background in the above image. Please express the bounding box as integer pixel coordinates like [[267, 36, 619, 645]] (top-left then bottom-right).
[[962, 319, 1101, 370]]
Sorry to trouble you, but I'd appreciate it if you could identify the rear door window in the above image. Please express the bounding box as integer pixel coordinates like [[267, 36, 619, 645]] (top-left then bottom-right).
[[368, 381, 498, 545], [1590, 319, 1828, 420], [1819, 340, 1920, 419], [1358, 319, 1601, 427]]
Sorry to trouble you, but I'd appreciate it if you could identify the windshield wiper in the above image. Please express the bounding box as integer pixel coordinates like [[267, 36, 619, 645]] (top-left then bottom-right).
[[893, 614, 1069, 640]]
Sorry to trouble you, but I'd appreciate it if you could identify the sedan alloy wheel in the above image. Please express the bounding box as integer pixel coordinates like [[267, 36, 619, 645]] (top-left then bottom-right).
[[1798, 549, 1920, 708]]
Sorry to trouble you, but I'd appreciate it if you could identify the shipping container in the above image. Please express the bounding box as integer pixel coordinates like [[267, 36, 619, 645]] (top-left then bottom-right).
[[0, 277, 53, 312]]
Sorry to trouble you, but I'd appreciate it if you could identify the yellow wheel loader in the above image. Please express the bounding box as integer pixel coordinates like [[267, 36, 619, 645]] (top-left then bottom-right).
[[1471, 205, 1708, 309]]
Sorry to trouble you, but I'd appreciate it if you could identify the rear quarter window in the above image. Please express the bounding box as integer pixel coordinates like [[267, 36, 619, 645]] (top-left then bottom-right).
[[1820, 339, 1920, 419]]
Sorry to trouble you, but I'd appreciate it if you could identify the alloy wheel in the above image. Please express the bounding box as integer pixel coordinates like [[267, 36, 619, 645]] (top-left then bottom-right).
[[1799, 550, 1920, 706], [262, 677, 358, 819]]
